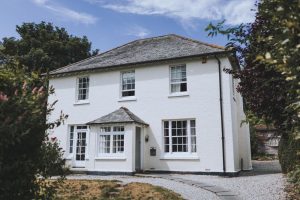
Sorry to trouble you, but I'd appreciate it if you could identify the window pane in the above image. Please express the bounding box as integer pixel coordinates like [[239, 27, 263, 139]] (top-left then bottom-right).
[[164, 145, 169, 152], [190, 120, 197, 152], [164, 121, 169, 128], [69, 126, 74, 153], [113, 126, 124, 132], [171, 84, 180, 93], [99, 135, 110, 154], [190, 120, 195, 128], [122, 91, 135, 97], [77, 126, 88, 130], [180, 83, 187, 92], [112, 134, 124, 153], [100, 127, 111, 132]]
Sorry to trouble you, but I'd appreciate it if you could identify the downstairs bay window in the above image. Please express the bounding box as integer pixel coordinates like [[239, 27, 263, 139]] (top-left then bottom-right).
[[98, 126, 125, 157], [163, 119, 197, 155]]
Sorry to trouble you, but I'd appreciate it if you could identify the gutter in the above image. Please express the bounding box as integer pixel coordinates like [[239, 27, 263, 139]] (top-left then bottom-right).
[[215, 55, 226, 174]]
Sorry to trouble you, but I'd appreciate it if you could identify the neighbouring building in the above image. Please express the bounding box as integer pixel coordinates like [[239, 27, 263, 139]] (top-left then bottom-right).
[[48, 34, 252, 175]]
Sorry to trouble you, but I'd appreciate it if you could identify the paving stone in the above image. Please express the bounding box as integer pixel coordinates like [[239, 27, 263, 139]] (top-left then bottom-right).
[[201, 184, 216, 188], [203, 186, 229, 193], [217, 191, 237, 196]]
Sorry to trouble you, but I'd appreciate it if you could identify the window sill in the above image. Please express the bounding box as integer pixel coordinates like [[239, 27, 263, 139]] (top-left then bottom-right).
[[168, 92, 189, 98], [74, 100, 90, 105], [95, 157, 127, 160], [118, 96, 137, 102], [160, 155, 199, 160]]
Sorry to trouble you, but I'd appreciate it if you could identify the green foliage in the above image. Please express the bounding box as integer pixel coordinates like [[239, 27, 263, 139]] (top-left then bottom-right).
[[206, 0, 300, 172], [250, 125, 259, 156], [288, 165, 300, 195], [0, 68, 68, 199], [278, 134, 300, 173], [0, 21, 98, 73], [242, 111, 271, 157]]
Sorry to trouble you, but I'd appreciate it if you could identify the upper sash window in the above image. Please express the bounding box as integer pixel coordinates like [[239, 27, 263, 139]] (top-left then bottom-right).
[[76, 76, 89, 101], [121, 71, 135, 97], [170, 65, 187, 93]]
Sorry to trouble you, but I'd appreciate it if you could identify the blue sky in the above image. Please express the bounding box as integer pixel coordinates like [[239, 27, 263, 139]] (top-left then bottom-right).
[[0, 0, 255, 52]]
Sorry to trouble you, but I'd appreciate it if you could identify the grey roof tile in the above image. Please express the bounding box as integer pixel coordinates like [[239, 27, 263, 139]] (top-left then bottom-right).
[[50, 34, 225, 75], [86, 107, 148, 126]]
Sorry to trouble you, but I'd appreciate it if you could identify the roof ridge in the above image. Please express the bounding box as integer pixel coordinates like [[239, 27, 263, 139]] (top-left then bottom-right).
[[170, 34, 225, 50], [120, 107, 148, 125], [120, 107, 135, 122]]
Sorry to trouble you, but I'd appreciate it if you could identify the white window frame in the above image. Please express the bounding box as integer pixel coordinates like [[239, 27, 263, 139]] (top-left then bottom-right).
[[75, 76, 89, 102], [169, 64, 187, 94], [162, 119, 197, 156], [120, 70, 135, 98], [97, 125, 125, 157]]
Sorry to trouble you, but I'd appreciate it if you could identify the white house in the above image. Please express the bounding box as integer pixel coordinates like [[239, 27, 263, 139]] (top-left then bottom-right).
[[48, 34, 252, 175]]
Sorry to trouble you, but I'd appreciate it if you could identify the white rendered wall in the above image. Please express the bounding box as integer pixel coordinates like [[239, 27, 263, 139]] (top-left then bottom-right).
[[48, 57, 249, 173]]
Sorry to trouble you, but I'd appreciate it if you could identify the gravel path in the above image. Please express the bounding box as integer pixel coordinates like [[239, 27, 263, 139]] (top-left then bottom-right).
[[66, 160, 286, 200], [66, 174, 219, 200], [171, 160, 286, 200]]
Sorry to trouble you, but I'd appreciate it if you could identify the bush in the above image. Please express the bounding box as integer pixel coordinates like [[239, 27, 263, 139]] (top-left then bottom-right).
[[250, 125, 259, 156], [0, 68, 67, 199], [278, 134, 300, 173], [288, 166, 300, 191]]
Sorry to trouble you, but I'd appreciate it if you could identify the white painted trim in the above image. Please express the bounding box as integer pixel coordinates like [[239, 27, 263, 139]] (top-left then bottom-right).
[[160, 156, 199, 160], [168, 92, 189, 98], [74, 100, 90, 105], [118, 96, 137, 102], [95, 157, 127, 160]]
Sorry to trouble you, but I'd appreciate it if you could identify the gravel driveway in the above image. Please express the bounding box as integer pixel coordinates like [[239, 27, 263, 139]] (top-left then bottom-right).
[[171, 160, 286, 200], [66, 160, 286, 200]]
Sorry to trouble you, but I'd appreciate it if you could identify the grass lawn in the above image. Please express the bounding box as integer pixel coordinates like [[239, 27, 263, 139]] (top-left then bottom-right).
[[54, 179, 183, 200]]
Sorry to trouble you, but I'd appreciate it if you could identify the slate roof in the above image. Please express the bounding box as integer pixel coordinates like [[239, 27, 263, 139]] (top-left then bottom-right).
[[50, 34, 226, 75], [86, 107, 148, 126]]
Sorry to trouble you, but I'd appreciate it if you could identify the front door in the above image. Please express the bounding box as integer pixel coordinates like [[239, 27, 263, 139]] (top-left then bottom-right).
[[135, 127, 142, 171], [74, 130, 86, 167]]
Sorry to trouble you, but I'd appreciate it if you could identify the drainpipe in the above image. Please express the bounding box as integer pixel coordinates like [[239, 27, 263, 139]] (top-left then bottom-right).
[[215, 55, 226, 174]]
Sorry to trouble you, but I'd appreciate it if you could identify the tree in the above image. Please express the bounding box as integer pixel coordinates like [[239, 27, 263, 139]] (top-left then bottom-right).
[[0, 22, 99, 73], [206, 0, 299, 172], [0, 65, 68, 199]]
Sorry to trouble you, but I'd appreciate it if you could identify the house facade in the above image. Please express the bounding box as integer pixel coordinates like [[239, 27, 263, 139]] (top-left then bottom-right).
[[48, 34, 252, 175]]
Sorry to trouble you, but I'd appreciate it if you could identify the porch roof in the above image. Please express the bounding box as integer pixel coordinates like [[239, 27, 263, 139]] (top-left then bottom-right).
[[86, 107, 149, 126]]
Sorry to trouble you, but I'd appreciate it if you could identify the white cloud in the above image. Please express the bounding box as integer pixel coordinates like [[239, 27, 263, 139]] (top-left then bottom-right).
[[32, 0, 98, 25], [126, 25, 150, 38], [87, 0, 255, 26]]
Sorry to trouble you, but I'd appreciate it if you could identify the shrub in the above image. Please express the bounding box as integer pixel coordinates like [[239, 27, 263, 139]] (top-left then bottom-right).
[[0, 68, 68, 199], [288, 166, 300, 190], [278, 134, 300, 173]]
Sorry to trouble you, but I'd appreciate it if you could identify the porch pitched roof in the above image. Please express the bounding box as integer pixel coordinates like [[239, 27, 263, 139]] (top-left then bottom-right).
[[86, 107, 148, 126]]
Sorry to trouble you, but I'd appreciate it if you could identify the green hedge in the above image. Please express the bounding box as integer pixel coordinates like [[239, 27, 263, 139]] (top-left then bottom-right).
[[278, 134, 300, 173]]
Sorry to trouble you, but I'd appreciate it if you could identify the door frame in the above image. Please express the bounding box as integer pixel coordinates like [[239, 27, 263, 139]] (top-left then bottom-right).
[[71, 125, 89, 168], [135, 126, 144, 172]]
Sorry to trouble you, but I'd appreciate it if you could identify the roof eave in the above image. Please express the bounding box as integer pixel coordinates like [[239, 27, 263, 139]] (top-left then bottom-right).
[[86, 121, 149, 126], [49, 50, 231, 78]]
